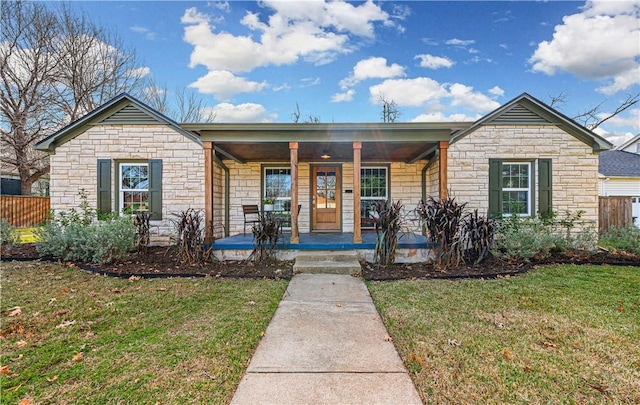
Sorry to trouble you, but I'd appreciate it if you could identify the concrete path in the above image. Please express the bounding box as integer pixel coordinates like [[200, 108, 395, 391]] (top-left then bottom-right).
[[231, 273, 422, 405]]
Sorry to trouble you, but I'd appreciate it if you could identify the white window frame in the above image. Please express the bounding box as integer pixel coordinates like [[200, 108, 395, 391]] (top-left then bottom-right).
[[119, 163, 149, 214], [263, 167, 292, 211], [501, 162, 531, 216], [361, 166, 389, 227]]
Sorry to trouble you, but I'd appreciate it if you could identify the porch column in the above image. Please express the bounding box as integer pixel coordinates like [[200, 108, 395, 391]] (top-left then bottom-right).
[[353, 141, 362, 243], [438, 140, 449, 199], [203, 141, 215, 244], [289, 142, 299, 244]]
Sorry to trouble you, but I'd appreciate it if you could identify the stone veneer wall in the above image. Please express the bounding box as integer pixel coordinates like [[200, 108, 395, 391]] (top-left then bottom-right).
[[447, 125, 600, 225], [49, 124, 204, 244], [224, 161, 428, 235]]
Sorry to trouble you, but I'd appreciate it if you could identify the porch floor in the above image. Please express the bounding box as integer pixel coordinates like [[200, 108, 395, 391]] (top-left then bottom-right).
[[212, 232, 430, 251]]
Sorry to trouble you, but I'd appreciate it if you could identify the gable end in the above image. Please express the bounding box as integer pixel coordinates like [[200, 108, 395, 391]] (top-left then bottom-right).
[[98, 103, 164, 125], [489, 104, 552, 125]]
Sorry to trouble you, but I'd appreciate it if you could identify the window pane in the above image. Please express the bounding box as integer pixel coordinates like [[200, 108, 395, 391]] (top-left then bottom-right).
[[502, 191, 528, 214]]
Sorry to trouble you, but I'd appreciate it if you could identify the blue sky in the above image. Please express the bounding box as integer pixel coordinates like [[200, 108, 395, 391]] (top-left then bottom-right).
[[71, 0, 639, 145]]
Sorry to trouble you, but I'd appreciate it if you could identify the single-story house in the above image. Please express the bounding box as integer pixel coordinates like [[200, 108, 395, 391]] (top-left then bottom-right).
[[599, 134, 640, 226], [35, 92, 611, 260]]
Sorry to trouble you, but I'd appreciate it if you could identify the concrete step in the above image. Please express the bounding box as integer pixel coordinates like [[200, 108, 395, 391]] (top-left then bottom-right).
[[293, 251, 362, 276]]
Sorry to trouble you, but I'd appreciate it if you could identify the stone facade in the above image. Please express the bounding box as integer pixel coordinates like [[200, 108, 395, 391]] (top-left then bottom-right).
[[447, 125, 600, 225], [49, 124, 204, 243], [221, 161, 429, 235]]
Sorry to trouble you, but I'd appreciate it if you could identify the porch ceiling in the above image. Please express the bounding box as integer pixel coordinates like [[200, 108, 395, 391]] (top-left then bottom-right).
[[183, 122, 471, 163]]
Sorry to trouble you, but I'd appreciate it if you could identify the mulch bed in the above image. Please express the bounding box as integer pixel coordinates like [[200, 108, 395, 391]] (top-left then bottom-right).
[[2, 244, 639, 281]]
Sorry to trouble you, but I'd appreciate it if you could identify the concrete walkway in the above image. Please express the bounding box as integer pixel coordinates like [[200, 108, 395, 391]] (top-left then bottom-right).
[[231, 274, 422, 405]]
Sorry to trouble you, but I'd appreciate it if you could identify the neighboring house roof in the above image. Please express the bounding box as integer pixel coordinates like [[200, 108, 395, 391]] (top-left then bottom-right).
[[451, 92, 613, 152], [599, 150, 640, 177], [34, 93, 201, 152], [615, 134, 640, 153]]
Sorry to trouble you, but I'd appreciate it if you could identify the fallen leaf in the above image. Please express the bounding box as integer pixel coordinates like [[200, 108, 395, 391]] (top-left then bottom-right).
[[1, 365, 10, 374], [8, 306, 22, 317], [46, 375, 58, 382], [49, 297, 57, 305], [72, 352, 84, 362], [616, 305, 624, 312], [448, 339, 460, 347], [503, 348, 512, 360], [18, 399, 33, 405], [543, 341, 557, 350], [128, 275, 142, 282], [60, 288, 70, 294], [523, 365, 532, 372], [336, 303, 342, 307], [11, 354, 23, 362], [247, 301, 256, 306], [384, 334, 393, 342], [56, 320, 77, 329], [16, 340, 27, 348]]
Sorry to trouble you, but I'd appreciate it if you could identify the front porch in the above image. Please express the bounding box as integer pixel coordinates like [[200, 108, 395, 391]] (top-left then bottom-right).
[[211, 232, 433, 263]]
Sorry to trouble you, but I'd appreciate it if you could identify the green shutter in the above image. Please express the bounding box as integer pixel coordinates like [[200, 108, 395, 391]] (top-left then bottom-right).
[[538, 159, 552, 218], [488, 159, 502, 218], [97, 159, 111, 214], [148, 159, 162, 220]]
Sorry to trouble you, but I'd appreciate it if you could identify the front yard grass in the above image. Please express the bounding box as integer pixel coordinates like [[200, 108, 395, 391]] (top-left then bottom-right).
[[0, 262, 287, 404], [368, 265, 640, 404]]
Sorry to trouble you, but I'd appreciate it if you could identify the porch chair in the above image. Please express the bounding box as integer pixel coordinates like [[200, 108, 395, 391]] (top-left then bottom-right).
[[279, 204, 302, 231], [242, 204, 261, 235]]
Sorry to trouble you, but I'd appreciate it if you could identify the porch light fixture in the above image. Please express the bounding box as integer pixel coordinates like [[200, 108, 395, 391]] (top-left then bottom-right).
[[321, 150, 331, 159]]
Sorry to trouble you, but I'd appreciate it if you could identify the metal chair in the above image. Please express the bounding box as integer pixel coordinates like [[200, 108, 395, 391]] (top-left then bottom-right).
[[242, 204, 261, 235]]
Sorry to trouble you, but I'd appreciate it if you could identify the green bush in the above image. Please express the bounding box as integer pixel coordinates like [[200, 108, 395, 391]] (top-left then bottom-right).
[[599, 225, 640, 255], [36, 191, 135, 264], [1, 218, 19, 251], [492, 210, 598, 262]]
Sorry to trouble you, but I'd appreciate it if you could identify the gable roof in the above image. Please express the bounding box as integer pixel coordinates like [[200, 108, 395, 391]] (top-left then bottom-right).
[[615, 134, 640, 152], [34, 93, 201, 152], [450, 92, 613, 152], [599, 150, 640, 177]]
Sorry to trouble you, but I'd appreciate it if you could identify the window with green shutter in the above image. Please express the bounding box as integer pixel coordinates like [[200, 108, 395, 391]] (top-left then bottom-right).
[[488, 159, 551, 218], [97, 159, 162, 220]]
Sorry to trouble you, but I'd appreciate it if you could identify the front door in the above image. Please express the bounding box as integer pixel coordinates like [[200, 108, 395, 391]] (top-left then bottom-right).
[[312, 166, 341, 231]]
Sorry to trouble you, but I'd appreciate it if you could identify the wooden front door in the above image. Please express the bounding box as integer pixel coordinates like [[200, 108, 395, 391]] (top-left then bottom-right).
[[312, 166, 341, 231]]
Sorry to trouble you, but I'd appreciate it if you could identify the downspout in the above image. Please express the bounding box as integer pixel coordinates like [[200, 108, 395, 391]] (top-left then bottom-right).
[[213, 155, 230, 237], [601, 177, 610, 197]]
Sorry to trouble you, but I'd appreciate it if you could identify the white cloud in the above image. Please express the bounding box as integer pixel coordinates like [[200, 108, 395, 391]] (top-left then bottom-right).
[[272, 83, 291, 92], [448, 83, 501, 113], [415, 54, 454, 69], [369, 77, 447, 107], [130, 26, 157, 40], [529, 0, 640, 94], [129, 66, 151, 79], [204, 102, 275, 123], [445, 38, 475, 47], [593, 127, 634, 147], [210, 1, 231, 12], [339, 57, 405, 89], [411, 111, 480, 122], [188, 70, 267, 101], [332, 89, 356, 102], [489, 86, 505, 97], [182, 1, 391, 75]]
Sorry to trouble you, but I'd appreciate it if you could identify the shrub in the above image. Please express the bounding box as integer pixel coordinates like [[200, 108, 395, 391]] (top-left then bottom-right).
[[492, 215, 558, 262], [0, 218, 19, 252], [247, 213, 282, 264], [600, 225, 640, 255], [417, 197, 468, 268], [461, 210, 496, 264], [35, 191, 135, 264], [171, 209, 212, 265], [372, 200, 404, 267]]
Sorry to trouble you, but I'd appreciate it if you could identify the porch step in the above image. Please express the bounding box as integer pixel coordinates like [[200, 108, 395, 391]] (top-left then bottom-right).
[[293, 251, 362, 276]]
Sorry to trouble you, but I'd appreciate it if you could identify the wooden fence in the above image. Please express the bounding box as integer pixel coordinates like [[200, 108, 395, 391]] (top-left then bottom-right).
[[1, 195, 50, 227], [599, 196, 633, 234]]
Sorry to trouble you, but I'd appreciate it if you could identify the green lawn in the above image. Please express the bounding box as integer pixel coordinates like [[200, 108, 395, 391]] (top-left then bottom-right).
[[368, 265, 640, 404], [0, 262, 287, 404]]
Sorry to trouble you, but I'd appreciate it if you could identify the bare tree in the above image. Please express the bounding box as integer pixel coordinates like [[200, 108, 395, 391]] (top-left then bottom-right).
[[291, 101, 321, 123], [379, 94, 400, 123], [549, 91, 639, 130], [0, 1, 144, 195], [141, 78, 216, 123]]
